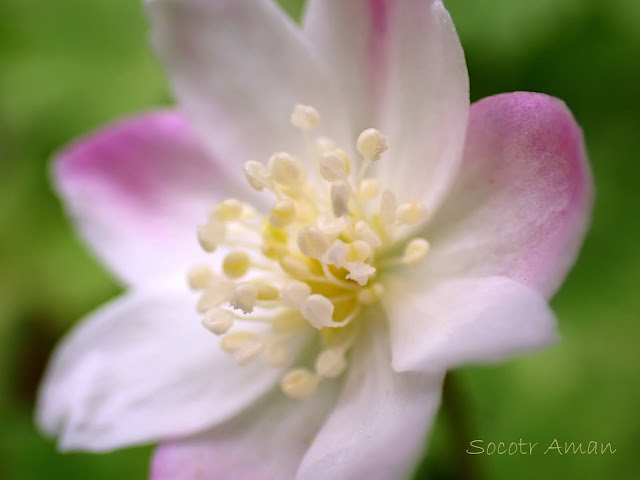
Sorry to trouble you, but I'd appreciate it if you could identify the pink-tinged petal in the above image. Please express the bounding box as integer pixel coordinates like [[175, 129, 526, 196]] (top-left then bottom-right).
[[304, 0, 469, 207], [146, 0, 351, 174], [54, 111, 244, 287], [296, 311, 444, 480], [36, 287, 290, 452], [383, 276, 557, 372], [151, 384, 339, 480], [424, 92, 593, 298]]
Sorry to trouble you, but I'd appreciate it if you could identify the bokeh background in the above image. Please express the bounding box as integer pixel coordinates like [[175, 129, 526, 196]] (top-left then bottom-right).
[[1, 0, 639, 479]]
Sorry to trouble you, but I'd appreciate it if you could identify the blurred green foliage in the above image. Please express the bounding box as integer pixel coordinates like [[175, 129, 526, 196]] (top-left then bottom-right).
[[0, 0, 638, 479]]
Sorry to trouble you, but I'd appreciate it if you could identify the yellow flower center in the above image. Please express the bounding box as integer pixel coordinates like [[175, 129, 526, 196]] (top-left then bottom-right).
[[187, 104, 430, 399]]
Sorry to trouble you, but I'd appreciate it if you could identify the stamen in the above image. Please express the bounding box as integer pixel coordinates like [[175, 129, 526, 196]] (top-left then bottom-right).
[[196, 222, 225, 253], [190, 103, 434, 401], [262, 344, 290, 367], [315, 136, 337, 154], [402, 238, 431, 265], [233, 339, 264, 366], [396, 202, 428, 225], [354, 221, 382, 248], [297, 227, 330, 259], [243, 161, 273, 191], [268, 152, 306, 188], [290, 104, 320, 130], [229, 282, 259, 313], [356, 128, 388, 162], [187, 264, 215, 290], [330, 181, 350, 217], [280, 369, 318, 400], [301, 294, 335, 329], [320, 151, 349, 182], [201, 308, 234, 335], [221, 331, 259, 353], [358, 178, 380, 201], [223, 251, 251, 278], [315, 348, 347, 378], [269, 199, 296, 228], [214, 199, 245, 221], [281, 281, 312, 309], [380, 190, 398, 224]]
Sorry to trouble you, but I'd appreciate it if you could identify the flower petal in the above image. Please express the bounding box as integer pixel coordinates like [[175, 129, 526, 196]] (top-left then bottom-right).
[[54, 111, 240, 287], [146, 0, 351, 171], [424, 92, 593, 297], [36, 287, 288, 451], [151, 384, 339, 480], [304, 0, 469, 207], [383, 276, 557, 372], [296, 310, 444, 480]]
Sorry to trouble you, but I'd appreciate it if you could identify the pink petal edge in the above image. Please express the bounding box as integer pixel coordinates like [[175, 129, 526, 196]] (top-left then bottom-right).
[[424, 92, 593, 298], [53, 110, 236, 286]]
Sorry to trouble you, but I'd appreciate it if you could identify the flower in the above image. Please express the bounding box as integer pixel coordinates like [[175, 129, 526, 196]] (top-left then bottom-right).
[[36, 0, 593, 479]]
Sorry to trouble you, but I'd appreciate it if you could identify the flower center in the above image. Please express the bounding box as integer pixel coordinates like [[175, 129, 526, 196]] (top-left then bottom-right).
[[187, 104, 430, 400]]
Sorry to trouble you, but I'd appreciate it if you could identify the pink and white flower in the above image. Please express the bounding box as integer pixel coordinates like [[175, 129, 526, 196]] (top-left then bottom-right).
[[37, 1, 593, 479]]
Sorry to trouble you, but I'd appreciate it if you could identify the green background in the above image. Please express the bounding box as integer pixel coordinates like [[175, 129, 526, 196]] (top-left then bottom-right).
[[1, 0, 639, 478]]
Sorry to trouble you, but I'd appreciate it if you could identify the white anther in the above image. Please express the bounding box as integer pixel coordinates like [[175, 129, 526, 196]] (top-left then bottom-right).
[[197, 221, 225, 253], [325, 239, 349, 266], [269, 198, 296, 228], [380, 190, 398, 224], [357, 283, 384, 305], [268, 152, 306, 187], [255, 282, 280, 301], [320, 151, 349, 182], [330, 180, 351, 217], [281, 281, 312, 309], [315, 136, 336, 154], [301, 294, 335, 329], [187, 264, 215, 290], [345, 261, 376, 286], [229, 282, 259, 314], [279, 256, 310, 278], [290, 104, 319, 129], [297, 227, 330, 259], [358, 178, 380, 201], [315, 348, 347, 378], [396, 202, 428, 225], [201, 308, 234, 335], [272, 311, 308, 333], [243, 161, 273, 191], [262, 344, 290, 367], [356, 128, 388, 161], [350, 240, 373, 262], [402, 238, 431, 265], [214, 198, 244, 221], [234, 339, 264, 366], [221, 331, 258, 353], [223, 250, 251, 278], [196, 282, 234, 313], [354, 221, 382, 248], [281, 369, 319, 400], [317, 213, 348, 236]]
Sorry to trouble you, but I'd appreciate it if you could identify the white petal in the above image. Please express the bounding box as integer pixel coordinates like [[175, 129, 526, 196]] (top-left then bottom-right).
[[146, 0, 351, 173], [36, 287, 294, 451], [151, 384, 339, 480], [383, 276, 558, 372], [297, 310, 444, 480], [304, 0, 469, 208]]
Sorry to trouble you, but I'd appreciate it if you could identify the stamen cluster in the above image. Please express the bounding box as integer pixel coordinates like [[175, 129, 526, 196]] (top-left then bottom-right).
[[188, 104, 430, 399]]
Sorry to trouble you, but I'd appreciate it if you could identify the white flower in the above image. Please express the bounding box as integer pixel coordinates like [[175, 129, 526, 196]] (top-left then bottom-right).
[[37, 1, 592, 479]]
